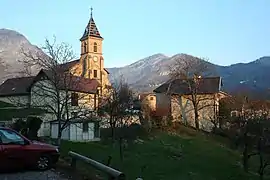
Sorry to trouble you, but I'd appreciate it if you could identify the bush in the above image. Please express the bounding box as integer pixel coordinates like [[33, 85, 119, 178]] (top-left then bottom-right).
[[10, 116, 42, 140], [26, 116, 42, 140]]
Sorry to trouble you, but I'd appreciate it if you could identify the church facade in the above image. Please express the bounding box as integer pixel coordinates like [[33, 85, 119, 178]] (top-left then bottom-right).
[[0, 10, 110, 137]]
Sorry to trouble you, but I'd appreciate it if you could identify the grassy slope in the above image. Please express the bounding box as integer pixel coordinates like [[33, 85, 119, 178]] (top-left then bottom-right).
[[60, 128, 258, 180]]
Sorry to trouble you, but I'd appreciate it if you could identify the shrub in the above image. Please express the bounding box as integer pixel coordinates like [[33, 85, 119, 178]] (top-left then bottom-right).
[[10, 116, 42, 140], [26, 116, 42, 140]]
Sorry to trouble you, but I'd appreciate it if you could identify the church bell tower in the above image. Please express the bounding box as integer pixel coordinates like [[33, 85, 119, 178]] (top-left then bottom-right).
[[80, 8, 105, 81]]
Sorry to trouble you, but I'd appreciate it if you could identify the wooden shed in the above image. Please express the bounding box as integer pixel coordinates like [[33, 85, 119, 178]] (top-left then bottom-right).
[[50, 119, 100, 142]]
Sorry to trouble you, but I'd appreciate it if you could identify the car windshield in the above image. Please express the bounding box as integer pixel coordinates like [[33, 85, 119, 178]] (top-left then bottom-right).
[[0, 129, 24, 145]]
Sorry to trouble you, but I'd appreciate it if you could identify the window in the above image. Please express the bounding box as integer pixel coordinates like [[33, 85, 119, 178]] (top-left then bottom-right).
[[71, 93, 79, 106], [84, 42, 87, 53], [0, 129, 25, 145], [150, 96, 154, 100], [93, 70, 98, 78], [93, 42, 97, 52], [82, 122, 88, 132]]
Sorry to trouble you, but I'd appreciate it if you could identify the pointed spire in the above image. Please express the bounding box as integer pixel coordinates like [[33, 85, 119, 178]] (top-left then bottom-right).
[[80, 7, 102, 41], [90, 7, 93, 18]]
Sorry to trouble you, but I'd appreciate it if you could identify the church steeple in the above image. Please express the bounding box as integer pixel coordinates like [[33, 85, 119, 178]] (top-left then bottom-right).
[[80, 7, 102, 41]]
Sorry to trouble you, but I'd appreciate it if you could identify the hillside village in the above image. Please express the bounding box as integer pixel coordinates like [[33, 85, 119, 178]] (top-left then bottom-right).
[[0, 9, 233, 137], [2, 8, 270, 180]]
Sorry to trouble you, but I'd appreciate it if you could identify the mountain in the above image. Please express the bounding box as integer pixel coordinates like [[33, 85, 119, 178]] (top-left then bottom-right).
[[107, 54, 270, 97], [0, 29, 42, 83], [1, 29, 270, 98]]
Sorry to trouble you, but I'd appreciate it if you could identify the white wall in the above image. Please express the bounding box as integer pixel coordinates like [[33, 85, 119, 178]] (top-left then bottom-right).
[[38, 120, 51, 137], [31, 79, 97, 119], [31, 78, 98, 137], [50, 122, 70, 140], [70, 122, 95, 141]]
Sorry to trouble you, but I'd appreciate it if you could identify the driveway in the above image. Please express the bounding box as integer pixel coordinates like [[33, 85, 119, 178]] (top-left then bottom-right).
[[0, 169, 71, 180]]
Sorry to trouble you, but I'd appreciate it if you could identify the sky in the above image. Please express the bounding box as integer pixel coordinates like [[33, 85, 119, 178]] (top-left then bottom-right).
[[0, 0, 270, 68]]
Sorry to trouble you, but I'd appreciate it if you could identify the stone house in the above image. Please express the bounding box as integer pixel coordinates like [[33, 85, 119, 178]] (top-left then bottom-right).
[[153, 77, 228, 131]]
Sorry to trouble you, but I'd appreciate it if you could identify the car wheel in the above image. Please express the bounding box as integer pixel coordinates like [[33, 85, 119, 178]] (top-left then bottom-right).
[[36, 155, 51, 171]]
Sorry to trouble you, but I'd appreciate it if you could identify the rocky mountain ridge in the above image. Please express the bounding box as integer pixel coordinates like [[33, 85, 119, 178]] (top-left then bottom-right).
[[0, 28, 42, 82], [1, 29, 270, 98], [108, 54, 270, 96]]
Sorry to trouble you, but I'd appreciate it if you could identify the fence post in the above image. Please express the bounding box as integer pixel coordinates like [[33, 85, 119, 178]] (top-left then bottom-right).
[[71, 157, 77, 169]]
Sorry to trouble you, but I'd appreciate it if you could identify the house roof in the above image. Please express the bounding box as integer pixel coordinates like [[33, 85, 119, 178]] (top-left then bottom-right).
[[154, 77, 222, 95], [33, 69, 101, 94], [0, 76, 35, 96], [0, 68, 101, 97], [80, 10, 102, 40]]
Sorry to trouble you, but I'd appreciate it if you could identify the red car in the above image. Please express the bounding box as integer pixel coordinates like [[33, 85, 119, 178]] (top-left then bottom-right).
[[0, 127, 60, 171]]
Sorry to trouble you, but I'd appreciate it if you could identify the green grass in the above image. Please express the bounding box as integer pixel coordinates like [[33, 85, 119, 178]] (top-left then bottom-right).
[[60, 129, 259, 180]]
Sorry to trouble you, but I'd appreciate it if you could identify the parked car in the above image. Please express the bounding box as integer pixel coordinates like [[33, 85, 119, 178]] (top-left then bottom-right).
[[0, 127, 59, 171]]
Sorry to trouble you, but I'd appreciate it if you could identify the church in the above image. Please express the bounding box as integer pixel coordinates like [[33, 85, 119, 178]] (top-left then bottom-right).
[[0, 9, 111, 137]]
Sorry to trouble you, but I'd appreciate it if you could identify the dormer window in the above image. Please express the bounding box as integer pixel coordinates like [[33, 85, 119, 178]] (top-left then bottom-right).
[[93, 42, 97, 52]]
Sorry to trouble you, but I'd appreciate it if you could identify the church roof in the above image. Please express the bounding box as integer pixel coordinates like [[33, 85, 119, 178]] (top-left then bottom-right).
[[58, 59, 110, 74], [58, 59, 80, 71], [80, 9, 102, 40]]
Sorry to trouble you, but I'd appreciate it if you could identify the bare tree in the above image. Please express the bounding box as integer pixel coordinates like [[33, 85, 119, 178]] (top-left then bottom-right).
[[220, 93, 270, 177], [99, 77, 134, 137], [98, 77, 134, 161], [168, 54, 216, 130], [20, 37, 99, 145]]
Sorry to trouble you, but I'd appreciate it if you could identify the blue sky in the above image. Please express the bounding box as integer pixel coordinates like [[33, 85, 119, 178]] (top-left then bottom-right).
[[1, 0, 270, 68]]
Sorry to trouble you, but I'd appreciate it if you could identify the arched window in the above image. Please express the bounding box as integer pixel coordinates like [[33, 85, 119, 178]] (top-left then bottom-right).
[[84, 42, 87, 53], [82, 56, 87, 76], [93, 42, 97, 52]]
